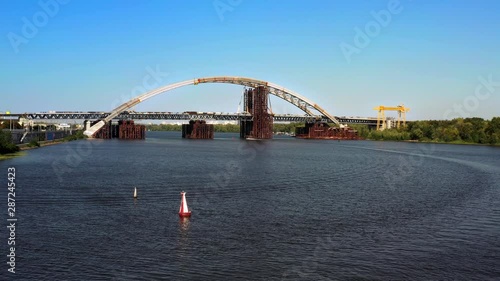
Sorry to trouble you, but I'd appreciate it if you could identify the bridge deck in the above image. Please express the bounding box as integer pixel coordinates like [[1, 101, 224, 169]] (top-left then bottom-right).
[[0, 112, 381, 125]]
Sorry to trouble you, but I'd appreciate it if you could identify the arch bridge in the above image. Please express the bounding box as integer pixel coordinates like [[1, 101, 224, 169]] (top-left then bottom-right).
[[84, 76, 340, 137]]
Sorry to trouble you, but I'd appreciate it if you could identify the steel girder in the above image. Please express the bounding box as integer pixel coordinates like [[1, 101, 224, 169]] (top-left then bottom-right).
[[6, 112, 378, 125]]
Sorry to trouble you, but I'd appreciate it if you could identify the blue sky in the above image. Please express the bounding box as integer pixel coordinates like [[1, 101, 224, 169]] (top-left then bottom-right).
[[1, 0, 499, 120]]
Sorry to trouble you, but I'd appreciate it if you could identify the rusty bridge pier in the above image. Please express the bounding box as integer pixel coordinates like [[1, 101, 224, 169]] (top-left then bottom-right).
[[89, 120, 145, 139], [239, 86, 273, 139], [182, 120, 214, 139], [295, 121, 360, 140]]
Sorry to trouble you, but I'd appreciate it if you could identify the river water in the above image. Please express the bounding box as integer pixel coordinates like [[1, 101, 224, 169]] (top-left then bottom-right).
[[1, 132, 499, 280]]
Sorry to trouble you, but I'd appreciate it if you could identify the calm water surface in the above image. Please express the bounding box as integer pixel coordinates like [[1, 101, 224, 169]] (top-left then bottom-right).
[[1, 132, 499, 280]]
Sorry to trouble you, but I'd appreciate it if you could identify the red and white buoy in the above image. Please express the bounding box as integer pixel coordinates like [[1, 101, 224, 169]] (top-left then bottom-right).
[[179, 191, 191, 217]]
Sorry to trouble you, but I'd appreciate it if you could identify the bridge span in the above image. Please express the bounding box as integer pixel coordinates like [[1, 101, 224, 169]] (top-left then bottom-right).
[[2, 76, 380, 138], [2, 111, 379, 126], [83, 76, 345, 137]]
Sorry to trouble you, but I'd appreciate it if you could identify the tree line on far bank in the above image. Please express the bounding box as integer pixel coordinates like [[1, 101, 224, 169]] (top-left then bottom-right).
[[147, 117, 500, 145], [351, 117, 500, 145]]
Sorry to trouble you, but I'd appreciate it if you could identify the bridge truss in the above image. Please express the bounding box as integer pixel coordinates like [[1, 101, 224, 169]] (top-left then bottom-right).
[[2, 112, 379, 125], [82, 76, 345, 137]]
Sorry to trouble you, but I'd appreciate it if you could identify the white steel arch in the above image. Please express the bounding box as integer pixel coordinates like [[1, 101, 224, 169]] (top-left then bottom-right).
[[84, 76, 339, 136]]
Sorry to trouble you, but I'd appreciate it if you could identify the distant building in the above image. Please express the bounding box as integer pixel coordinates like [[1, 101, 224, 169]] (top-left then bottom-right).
[[56, 123, 71, 130]]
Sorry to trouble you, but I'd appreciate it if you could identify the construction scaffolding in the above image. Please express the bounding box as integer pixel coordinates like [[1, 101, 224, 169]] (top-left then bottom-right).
[[295, 122, 360, 140], [117, 120, 145, 139], [239, 86, 273, 139], [91, 120, 112, 139], [92, 120, 145, 139], [182, 120, 214, 139]]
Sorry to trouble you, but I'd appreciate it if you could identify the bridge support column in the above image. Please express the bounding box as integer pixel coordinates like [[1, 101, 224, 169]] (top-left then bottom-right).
[[91, 120, 145, 139], [182, 120, 214, 139], [117, 120, 145, 139], [239, 86, 273, 139], [91, 120, 112, 139], [295, 121, 360, 140]]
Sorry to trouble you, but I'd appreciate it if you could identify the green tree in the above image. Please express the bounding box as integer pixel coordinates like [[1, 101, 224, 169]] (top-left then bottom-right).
[[489, 133, 499, 145], [410, 128, 424, 140], [0, 131, 19, 154], [486, 117, 500, 134], [348, 124, 370, 138], [457, 121, 474, 142], [444, 127, 460, 142]]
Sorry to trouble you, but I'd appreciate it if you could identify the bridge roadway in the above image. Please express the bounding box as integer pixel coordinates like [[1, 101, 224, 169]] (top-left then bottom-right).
[[1, 112, 380, 125]]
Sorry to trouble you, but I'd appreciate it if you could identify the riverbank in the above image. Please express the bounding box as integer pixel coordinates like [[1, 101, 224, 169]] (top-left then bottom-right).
[[0, 140, 67, 160], [0, 130, 87, 160], [402, 139, 500, 147], [18, 139, 70, 151], [356, 118, 500, 145], [0, 151, 27, 160], [363, 138, 500, 147]]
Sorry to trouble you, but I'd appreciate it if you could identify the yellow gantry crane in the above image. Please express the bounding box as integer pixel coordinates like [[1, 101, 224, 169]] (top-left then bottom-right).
[[373, 104, 410, 130]]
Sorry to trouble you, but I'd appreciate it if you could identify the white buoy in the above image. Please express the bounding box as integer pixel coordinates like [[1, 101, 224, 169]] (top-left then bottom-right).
[[133, 187, 138, 199]]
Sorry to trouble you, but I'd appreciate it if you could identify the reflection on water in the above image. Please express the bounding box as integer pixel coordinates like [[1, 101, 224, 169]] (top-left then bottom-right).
[[177, 217, 192, 261], [179, 217, 191, 233]]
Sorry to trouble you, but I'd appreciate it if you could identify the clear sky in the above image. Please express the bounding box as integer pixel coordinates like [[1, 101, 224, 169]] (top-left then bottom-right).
[[1, 0, 499, 120]]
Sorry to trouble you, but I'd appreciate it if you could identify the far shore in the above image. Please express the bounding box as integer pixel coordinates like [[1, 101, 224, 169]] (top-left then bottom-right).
[[360, 138, 500, 147], [1, 138, 80, 161], [18, 139, 71, 151], [401, 139, 500, 147], [0, 151, 26, 160]]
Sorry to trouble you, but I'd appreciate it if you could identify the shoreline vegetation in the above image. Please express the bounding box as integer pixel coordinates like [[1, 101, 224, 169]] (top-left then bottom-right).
[[0, 130, 87, 160], [351, 117, 500, 146], [0, 151, 27, 161], [20, 130, 87, 151]]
